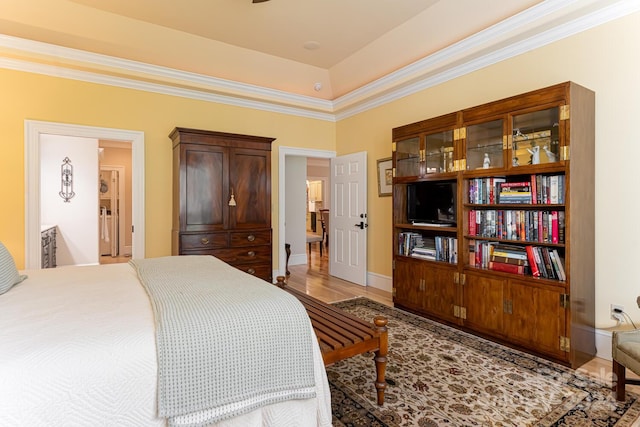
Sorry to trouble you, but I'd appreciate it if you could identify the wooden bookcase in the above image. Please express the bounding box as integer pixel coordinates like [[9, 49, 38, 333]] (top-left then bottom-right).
[[391, 82, 595, 368]]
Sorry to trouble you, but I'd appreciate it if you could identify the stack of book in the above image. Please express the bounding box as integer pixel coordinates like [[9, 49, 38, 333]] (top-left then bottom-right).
[[488, 244, 529, 275], [398, 231, 422, 256], [411, 237, 436, 260], [497, 182, 532, 204], [525, 246, 566, 281]]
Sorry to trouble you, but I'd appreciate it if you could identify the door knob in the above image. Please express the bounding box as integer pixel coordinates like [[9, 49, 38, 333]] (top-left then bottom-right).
[[354, 221, 368, 229]]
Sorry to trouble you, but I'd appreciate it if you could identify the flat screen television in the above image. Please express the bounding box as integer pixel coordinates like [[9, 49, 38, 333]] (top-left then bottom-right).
[[407, 181, 457, 225]]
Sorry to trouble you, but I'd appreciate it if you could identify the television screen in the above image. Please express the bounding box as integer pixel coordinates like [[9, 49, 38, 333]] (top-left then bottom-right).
[[407, 181, 457, 225]]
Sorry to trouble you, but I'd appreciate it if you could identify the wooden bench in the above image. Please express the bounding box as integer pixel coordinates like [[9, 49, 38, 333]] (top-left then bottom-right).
[[275, 276, 388, 405]]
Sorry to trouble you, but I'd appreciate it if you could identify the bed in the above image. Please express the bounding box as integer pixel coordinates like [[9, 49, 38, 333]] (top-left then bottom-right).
[[0, 251, 332, 427]]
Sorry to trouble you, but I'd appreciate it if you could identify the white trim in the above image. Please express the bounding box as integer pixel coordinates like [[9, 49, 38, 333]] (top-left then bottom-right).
[[367, 271, 392, 293], [25, 120, 145, 269], [278, 146, 335, 277], [334, 0, 640, 119], [0, 57, 335, 122], [2, 1, 639, 120], [596, 328, 613, 361]]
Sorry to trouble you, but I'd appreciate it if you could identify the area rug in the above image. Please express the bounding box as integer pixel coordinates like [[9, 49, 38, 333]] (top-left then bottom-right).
[[327, 297, 640, 426]]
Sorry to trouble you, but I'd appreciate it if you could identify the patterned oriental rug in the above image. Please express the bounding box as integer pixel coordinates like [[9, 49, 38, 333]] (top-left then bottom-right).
[[327, 298, 640, 427]]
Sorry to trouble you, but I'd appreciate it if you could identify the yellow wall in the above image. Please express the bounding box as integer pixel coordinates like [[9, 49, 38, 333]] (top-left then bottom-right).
[[336, 11, 640, 327], [0, 69, 335, 268], [2, 11, 639, 327]]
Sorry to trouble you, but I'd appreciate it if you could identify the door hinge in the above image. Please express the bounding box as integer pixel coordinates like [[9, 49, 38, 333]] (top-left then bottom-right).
[[505, 134, 511, 150], [560, 105, 570, 121], [460, 273, 466, 285], [392, 167, 396, 178], [132, 225, 134, 233], [454, 127, 467, 140], [454, 305, 467, 319], [503, 299, 513, 314], [392, 287, 397, 297], [560, 146, 570, 161], [560, 336, 570, 352], [392, 142, 397, 152], [560, 293, 570, 309], [453, 272, 459, 284]]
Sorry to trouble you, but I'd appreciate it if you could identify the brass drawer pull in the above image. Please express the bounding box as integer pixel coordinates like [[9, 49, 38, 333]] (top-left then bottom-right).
[[200, 237, 210, 245], [247, 251, 256, 257], [247, 268, 256, 275], [247, 234, 256, 242]]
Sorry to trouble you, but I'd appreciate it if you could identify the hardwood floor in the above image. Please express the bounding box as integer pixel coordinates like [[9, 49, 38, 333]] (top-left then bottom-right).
[[284, 243, 392, 307], [100, 254, 131, 264], [287, 244, 640, 402]]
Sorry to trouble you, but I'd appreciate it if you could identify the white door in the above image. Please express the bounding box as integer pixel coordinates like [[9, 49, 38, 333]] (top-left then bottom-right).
[[329, 151, 368, 285], [109, 170, 119, 256]]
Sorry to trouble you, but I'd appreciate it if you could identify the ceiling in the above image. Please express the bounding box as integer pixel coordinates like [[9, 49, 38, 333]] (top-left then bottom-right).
[[0, 0, 636, 117]]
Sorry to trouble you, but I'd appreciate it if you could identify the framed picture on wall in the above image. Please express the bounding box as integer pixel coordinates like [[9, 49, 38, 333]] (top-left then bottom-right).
[[377, 157, 392, 197]]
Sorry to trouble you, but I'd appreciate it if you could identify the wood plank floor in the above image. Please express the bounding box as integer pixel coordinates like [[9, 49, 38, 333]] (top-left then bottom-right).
[[287, 244, 640, 401]]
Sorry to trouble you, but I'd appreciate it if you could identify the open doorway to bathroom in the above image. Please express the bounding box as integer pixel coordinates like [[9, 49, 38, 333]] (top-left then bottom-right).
[[25, 120, 145, 269], [99, 141, 132, 265]]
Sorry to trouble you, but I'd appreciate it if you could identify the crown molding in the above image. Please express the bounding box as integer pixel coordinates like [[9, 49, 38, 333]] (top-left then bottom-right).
[[1, 0, 638, 122], [334, 0, 640, 119]]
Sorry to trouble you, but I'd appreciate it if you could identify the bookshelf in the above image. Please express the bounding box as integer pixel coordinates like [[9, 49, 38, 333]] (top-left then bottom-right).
[[391, 82, 595, 368]]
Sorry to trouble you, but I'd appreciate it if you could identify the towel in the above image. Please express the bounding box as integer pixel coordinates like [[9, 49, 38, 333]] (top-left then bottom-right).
[[101, 207, 110, 242]]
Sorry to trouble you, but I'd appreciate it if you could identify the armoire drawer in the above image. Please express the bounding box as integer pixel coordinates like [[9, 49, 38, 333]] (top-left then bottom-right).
[[180, 233, 228, 250], [230, 230, 271, 247], [211, 246, 271, 265]]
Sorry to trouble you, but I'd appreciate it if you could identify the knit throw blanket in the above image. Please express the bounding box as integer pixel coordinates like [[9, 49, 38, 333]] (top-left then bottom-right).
[[130, 256, 316, 427]]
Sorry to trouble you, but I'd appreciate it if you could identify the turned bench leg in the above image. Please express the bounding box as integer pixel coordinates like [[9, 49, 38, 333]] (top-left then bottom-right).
[[373, 315, 388, 405]]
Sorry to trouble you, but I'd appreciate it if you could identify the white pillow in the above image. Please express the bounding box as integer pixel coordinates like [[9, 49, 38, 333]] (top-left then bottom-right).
[[0, 242, 27, 295]]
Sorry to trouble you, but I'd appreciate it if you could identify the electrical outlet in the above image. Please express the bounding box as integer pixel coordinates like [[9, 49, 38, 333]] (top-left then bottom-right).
[[611, 304, 624, 322]]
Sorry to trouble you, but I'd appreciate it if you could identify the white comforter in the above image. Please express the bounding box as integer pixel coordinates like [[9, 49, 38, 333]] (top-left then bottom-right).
[[0, 263, 332, 426]]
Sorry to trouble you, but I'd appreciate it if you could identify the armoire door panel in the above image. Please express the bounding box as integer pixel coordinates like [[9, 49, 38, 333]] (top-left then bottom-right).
[[183, 146, 228, 231], [230, 149, 271, 229]]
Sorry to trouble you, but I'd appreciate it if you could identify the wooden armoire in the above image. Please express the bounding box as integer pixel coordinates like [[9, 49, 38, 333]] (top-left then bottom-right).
[[170, 127, 275, 282]]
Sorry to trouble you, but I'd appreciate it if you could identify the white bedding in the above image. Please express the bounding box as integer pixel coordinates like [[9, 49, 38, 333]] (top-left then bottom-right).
[[0, 263, 332, 427]]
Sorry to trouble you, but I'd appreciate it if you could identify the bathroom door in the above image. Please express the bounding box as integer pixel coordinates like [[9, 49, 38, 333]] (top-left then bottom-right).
[[108, 170, 119, 256], [99, 168, 120, 257]]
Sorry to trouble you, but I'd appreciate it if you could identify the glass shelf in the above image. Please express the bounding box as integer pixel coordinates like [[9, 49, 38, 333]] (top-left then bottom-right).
[[466, 119, 504, 170], [512, 107, 560, 167]]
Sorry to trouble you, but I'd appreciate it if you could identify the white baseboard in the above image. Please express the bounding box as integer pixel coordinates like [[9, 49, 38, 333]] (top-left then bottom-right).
[[288, 253, 307, 267], [367, 271, 392, 293], [596, 328, 613, 361]]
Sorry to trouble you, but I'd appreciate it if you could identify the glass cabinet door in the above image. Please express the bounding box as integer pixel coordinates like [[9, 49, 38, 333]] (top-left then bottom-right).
[[425, 130, 455, 174], [465, 119, 504, 170], [395, 136, 421, 177], [511, 107, 560, 167]]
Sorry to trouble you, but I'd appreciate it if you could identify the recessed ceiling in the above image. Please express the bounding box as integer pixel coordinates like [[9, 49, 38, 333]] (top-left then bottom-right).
[[0, 0, 542, 99]]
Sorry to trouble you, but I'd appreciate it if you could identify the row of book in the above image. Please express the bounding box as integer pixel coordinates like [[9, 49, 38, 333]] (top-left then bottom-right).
[[468, 209, 565, 244], [468, 240, 566, 281], [398, 232, 457, 263], [468, 174, 565, 205]]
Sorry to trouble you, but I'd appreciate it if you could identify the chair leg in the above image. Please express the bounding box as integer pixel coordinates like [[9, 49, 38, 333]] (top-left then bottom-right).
[[613, 359, 627, 401], [319, 241, 323, 257]]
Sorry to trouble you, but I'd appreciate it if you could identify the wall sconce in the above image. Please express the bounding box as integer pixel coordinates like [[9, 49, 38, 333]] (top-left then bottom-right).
[[59, 157, 75, 203]]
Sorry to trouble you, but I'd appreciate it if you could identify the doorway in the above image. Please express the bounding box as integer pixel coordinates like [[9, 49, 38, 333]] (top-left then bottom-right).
[[278, 147, 335, 278], [25, 120, 145, 269]]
